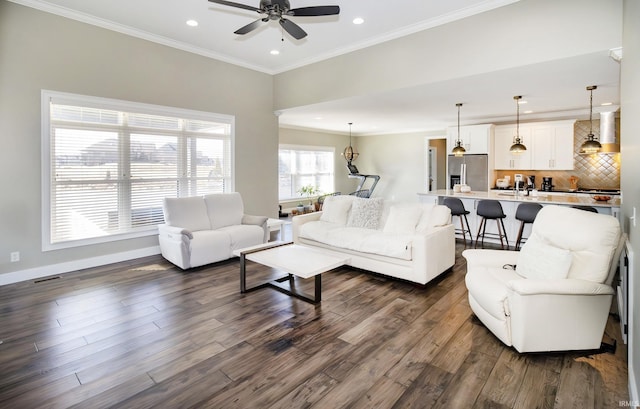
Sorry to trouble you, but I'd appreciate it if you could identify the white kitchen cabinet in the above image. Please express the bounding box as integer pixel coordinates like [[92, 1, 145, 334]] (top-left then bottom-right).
[[531, 121, 575, 170], [494, 120, 575, 170], [447, 124, 494, 155], [493, 126, 532, 169]]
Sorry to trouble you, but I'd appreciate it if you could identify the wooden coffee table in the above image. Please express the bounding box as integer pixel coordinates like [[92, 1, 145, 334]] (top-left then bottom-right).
[[233, 241, 350, 304]]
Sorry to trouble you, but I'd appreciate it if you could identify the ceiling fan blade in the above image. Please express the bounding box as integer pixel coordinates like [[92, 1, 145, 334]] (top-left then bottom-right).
[[208, 0, 262, 13], [288, 6, 340, 17], [234, 18, 265, 35], [279, 18, 307, 40]]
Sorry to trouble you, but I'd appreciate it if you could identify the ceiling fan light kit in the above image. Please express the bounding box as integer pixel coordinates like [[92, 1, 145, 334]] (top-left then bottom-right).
[[208, 0, 340, 40]]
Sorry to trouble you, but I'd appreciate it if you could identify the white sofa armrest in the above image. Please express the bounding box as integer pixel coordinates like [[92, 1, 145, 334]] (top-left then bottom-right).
[[412, 223, 455, 283], [242, 214, 269, 242], [508, 278, 614, 296], [462, 249, 519, 269], [292, 212, 323, 242], [158, 224, 193, 240]]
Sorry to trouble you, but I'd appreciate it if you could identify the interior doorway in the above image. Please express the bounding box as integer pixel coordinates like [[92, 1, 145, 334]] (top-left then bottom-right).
[[426, 138, 447, 191]]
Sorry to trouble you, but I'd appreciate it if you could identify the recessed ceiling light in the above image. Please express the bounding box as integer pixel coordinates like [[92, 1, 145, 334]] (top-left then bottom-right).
[[517, 100, 528, 104], [270, 49, 280, 55], [186, 20, 198, 27], [523, 110, 533, 114], [314, 117, 323, 120], [601, 102, 613, 106], [353, 17, 364, 25]]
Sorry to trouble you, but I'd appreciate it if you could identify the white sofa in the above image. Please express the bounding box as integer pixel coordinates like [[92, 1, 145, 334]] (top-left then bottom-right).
[[158, 192, 268, 269], [292, 195, 455, 285], [463, 205, 624, 352]]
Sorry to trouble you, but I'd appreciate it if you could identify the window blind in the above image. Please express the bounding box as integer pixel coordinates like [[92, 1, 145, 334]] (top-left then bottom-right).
[[278, 144, 334, 200], [42, 91, 234, 250]]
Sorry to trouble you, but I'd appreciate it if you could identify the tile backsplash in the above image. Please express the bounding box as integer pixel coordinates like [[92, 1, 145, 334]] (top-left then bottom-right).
[[495, 119, 620, 191]]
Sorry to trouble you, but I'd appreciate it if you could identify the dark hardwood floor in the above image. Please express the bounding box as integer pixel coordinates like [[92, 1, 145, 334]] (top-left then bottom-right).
[[0, 242, 629, 408]]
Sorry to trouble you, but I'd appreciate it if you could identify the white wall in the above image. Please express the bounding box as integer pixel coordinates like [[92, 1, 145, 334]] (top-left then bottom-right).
[[0, 2, 277, 278], [357, 131, 443, 203], [621, 0, 640, 402], [274, 0, 622, 111]]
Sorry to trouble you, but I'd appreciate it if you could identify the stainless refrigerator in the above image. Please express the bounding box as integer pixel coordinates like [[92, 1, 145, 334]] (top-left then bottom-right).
[[447, 154, 488, 191]]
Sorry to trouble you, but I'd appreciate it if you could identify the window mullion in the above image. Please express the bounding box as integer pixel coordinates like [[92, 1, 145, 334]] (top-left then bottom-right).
[[119, 115, 131, 230]]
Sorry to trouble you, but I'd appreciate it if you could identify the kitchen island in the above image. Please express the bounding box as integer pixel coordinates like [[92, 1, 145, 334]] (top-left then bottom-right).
[[418, 189, 621, 247]]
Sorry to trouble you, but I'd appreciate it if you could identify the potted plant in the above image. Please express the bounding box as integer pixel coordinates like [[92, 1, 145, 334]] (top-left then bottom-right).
[[298, 185, 319, 212]]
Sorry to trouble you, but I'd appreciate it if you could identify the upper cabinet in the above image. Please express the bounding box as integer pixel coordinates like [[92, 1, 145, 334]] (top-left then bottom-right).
[[494, 126, 532, 169], [530, 120, 575, 170], [447, 124, 494, 155], [494, 120, 575, 170]]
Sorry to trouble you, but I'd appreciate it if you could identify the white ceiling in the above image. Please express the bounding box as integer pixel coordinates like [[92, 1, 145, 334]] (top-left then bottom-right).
[[12, 0, 621, 135]]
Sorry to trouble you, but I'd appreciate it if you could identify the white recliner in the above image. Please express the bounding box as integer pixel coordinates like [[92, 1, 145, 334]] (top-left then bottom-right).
[[463, 205, 624, 352], [158, 192, 268, 269]]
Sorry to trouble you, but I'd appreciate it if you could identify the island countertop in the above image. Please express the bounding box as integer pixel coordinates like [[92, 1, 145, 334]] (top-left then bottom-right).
[[418, 189, 621, 208]]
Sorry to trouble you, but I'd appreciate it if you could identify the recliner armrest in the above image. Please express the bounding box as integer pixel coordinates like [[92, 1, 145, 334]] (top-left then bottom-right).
[[508, 278, 614, 296], [158, 224, 193, 239], [242, 214, 268, 227], [462, 249, 519, 268]]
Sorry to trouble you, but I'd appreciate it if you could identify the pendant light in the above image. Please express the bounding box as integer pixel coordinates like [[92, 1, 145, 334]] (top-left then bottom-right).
[[509, 95, 527, 154], [451, 103, 466, 157], [342, 122, 359, 163], [580, 85, 602, 154]]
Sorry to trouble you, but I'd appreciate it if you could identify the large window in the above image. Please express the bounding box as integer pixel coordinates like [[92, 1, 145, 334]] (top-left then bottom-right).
[[278, 144, 334, 200], [42, 90, 234, 250]]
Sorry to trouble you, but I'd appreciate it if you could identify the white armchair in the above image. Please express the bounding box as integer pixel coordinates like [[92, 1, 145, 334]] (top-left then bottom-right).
[[463, 205, 624, 352], [158, 192, 268, 269]]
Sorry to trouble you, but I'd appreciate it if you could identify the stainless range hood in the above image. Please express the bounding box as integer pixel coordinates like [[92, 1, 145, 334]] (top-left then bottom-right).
[[599, 111, 620, 153]]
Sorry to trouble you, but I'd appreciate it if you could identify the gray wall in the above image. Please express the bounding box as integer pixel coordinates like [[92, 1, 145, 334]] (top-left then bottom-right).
[[278, 127, 359, 199], [0, 2, 278, 275], [621, 0, 640, 400]]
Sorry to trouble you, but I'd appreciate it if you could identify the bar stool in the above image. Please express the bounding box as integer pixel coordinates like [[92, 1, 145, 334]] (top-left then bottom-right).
[[572, 205, 598, 213], [443, 197, 473, 246], [475, 200, 509, 249], [514, 203, 543, 250]]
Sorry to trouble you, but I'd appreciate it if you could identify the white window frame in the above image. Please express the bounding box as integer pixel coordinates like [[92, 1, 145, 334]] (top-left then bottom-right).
[[41, 90, 235, 251], [278, 144, 335, 201]]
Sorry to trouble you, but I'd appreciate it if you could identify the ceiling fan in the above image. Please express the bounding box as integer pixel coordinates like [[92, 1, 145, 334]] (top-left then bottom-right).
[[208, 0, 340, 40]]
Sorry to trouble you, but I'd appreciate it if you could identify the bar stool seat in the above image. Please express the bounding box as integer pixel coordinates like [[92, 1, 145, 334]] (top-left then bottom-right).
[[475, 200, 508, 249], [443, 197, 473, 246], [572, 205, 598, 213], [514, 203, 543, 250]]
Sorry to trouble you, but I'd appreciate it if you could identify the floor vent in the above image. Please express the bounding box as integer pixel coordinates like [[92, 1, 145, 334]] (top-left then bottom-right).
[[34, 276, 61, 284]]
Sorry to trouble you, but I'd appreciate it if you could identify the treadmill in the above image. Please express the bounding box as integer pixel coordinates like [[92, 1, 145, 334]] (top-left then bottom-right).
[[346, 162, 380, 198]]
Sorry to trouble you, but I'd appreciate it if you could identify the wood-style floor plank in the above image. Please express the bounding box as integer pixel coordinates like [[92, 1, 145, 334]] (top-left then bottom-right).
[[0, 242, 630, 408]]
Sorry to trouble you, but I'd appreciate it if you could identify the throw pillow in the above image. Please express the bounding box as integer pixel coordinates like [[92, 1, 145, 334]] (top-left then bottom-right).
[[516, 240, 573, 280], [347, 197, 384, 229], [320, 195, 354, 225], [383, 205, 423, 235]]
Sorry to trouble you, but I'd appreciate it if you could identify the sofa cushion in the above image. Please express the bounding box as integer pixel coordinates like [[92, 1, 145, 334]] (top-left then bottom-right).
[[320, 195, 355, 225], [516, 240, 573, 280], [417, 204, 451, 233], [204, 192, 244, 230], [383, 205, 423, 235], [347, 197, 384, 229], [218, 224, 265, 252], [163, 196, 211, 232], [299, 221, 412, 260]]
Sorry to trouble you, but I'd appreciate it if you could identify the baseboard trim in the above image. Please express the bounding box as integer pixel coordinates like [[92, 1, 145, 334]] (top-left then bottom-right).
[[0, 246, 161, 286]]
